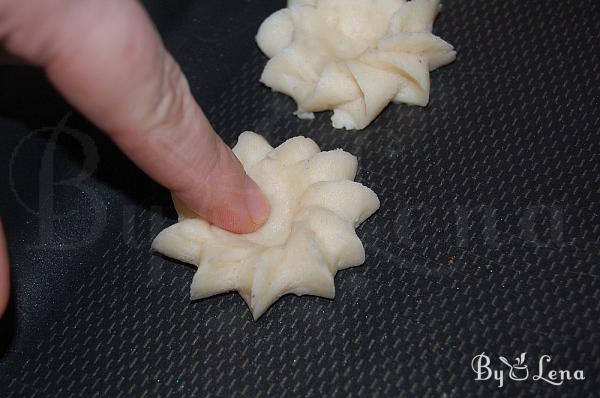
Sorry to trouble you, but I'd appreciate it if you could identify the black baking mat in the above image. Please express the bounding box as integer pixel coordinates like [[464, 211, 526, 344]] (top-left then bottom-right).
[[0, 0, 598, 396]]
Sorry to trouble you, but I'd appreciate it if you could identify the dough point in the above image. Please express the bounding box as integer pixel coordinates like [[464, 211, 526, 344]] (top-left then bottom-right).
[[152, 132, 380, 319], [256, 0, 456, 130]]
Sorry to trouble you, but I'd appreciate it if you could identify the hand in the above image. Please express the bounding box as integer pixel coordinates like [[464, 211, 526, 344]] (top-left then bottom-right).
[[0, 0, 271, 316]]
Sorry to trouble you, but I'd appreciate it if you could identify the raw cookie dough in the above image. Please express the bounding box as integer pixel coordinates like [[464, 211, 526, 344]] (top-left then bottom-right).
[[152, 132, 380, 319], [256, 0, 456, 130]]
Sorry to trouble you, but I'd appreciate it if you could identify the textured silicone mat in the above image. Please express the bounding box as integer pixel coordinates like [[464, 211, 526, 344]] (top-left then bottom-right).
[[0, 0, 599, 397]]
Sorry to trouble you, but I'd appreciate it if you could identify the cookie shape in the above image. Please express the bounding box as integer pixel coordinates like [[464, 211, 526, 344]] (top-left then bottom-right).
[[256, 0, 456, 130], [152, 132, 380, 319]]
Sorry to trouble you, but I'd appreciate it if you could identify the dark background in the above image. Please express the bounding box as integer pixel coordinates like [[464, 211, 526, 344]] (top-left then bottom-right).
[[0, 0, 599, 396]]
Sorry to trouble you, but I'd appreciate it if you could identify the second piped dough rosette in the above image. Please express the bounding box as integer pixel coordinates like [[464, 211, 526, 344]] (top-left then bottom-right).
[[256, 0, 456, 130]]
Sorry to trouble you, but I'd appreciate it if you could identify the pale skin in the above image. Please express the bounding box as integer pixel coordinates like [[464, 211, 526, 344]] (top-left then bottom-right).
[[0, 0, 271, 316]]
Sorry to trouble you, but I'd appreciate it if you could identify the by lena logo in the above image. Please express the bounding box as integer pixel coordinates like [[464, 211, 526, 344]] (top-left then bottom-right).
[[471, 352, 585, 388]]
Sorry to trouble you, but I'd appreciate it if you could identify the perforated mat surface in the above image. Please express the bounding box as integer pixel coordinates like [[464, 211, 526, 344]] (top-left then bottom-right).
[[0, 0, 599, 396]]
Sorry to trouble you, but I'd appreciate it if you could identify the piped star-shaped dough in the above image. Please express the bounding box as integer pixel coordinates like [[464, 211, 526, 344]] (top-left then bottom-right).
[[152, 132, 380, 319], [256, 0, 456, 130]]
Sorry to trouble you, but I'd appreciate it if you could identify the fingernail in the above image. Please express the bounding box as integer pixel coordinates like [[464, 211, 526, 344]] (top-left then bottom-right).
[[244, 177, 270, 227]]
